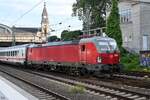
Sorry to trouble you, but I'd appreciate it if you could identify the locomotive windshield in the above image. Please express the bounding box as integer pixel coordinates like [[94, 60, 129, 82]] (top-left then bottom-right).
[[95, 39, 119, 53]]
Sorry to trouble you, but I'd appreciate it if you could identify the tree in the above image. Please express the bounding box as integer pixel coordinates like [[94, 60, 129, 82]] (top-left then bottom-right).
[[47, 36, 60, 42], [72, 0, 111, 29], [61, 30, 82, 41], [106, 0, 122, 48]]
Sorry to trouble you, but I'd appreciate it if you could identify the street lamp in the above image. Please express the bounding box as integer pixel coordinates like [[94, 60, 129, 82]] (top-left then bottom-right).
[[12, 26, 16, 46]]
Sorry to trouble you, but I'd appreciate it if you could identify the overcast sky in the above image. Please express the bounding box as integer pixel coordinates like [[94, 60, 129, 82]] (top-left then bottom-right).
[[0, 0, 82, 37]]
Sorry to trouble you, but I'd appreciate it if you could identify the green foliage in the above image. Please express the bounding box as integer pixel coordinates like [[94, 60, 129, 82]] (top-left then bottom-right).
[[120, 49, 150, 73], [106, 0, 122, 48], [72, 0, 111, 29], [61, 30, 82, 41], [70, 84, 85, 94], [47, 36, 60, 42], [121, 53, 140, 71]]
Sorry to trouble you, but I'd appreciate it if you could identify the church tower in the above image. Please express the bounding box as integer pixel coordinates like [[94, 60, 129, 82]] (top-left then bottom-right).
[[41, 2, 49, 37]]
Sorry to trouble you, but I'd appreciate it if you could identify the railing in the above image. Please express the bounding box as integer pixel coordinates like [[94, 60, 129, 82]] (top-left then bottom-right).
[[0, 35, 41, 42]]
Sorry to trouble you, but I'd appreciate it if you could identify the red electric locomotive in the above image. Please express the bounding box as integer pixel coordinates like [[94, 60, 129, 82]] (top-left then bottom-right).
[[27, 36, 121, 75]]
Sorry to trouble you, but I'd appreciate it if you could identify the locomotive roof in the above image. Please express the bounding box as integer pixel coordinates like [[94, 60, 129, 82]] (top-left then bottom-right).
[[29, 40, 80, 48], [79, 36, 115, 43]]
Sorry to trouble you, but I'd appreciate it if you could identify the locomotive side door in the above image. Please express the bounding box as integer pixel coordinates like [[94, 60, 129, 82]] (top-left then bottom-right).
[[80, 44, 87, 64]]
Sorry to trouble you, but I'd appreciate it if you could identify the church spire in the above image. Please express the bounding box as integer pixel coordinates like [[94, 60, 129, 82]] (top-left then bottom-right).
[[41, 2, 49, 25], [41, 1, 49, 38]]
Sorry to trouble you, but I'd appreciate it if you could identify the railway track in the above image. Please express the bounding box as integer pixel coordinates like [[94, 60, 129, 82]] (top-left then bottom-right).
[[113, 74, 150, 80], [0, 65, 150, 100], [0, 66, 70, 100], [0, 65, 109, 100], [122, 71, 150, 78], [28, 71, 150, 100], [102, 73, 150, 88]]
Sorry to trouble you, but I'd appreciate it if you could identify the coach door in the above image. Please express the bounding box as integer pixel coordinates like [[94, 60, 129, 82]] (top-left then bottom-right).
[[80, 45, 87, 63]]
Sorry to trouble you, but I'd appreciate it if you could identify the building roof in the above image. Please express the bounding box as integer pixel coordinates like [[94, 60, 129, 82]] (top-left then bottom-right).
[[12, 27, 40, 34], [0, 23, 12, 34]]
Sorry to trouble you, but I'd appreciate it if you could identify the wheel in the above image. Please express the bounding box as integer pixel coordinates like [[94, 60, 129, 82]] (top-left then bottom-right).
[[116, 64, 124, 73], [80, 68, 88, 76]]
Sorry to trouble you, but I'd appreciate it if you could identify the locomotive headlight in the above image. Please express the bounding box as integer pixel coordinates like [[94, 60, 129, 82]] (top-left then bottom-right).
[[97, 57, 102, 63]]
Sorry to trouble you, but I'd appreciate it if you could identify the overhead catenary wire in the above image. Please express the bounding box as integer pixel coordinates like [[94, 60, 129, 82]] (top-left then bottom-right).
[[8, 0, 82, 33], [11, 0, 45, 26], [49, 17, 82, 32], [50, 23, 82, 33], [50, 17, 79, 27]]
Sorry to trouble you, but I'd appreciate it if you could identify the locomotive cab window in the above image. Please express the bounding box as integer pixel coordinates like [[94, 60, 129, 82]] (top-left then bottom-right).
[[81, 45, 85, 51], [95, 39, 119, 53]]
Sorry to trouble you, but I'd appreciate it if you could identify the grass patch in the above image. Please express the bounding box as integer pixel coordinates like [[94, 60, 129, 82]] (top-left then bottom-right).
[[69, 84, 85, 94]]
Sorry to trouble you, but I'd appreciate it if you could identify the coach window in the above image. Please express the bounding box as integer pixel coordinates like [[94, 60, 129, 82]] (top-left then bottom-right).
[[22, 50, 24, 56], [81, 45, 86, 51], [14, 51, 15, 56], [16, 51, 17, 56], [11, 51, 12, 56]]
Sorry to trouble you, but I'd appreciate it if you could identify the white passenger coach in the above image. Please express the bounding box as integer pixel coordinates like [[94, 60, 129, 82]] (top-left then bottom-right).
[[0, 44, 29, 64]]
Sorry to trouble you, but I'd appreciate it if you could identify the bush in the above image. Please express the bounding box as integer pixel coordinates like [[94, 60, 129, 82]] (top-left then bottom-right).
[[120, 48, 140, 71], [120, 49, 150, 72]]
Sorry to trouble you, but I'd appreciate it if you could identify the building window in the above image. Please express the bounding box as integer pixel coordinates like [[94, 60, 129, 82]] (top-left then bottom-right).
[[143, 35, 148, 50], [129, 35, 132, 41], [125, 36, 128, 42], [120, 9, 132, 23]]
